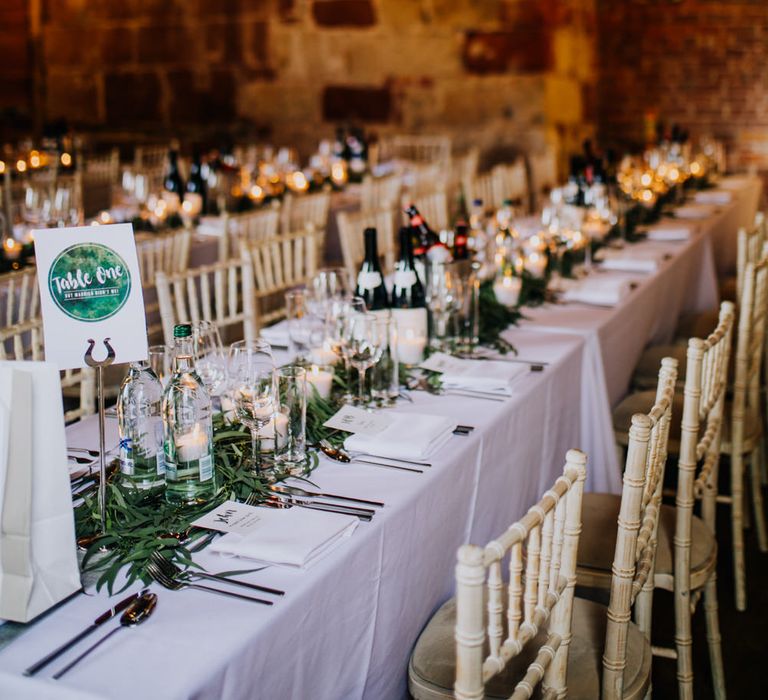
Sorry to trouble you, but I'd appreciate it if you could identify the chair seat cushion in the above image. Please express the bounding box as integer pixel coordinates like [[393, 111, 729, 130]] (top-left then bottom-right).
[[613, 391, 685, 452], [632, 345, 688, 390], [408, 596, 651, 700], [576, 493, 717, 591]]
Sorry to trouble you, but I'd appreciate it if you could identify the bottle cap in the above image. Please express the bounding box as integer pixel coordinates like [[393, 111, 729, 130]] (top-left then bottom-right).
[[173, 323, 192, 338]]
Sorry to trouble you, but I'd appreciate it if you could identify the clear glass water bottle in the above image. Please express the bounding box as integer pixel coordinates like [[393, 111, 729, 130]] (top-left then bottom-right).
[[162, 323, 216, 506], [117, 361, 165, 490]]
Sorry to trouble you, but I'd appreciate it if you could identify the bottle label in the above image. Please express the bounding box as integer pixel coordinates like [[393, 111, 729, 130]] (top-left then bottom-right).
[[199, 453, 213, 482], [165, 461, 177, 480], [393, 270, 417, 289], [156, 451, 166, 476], [357, 271, 382, 291], [120, 457, 135, 476]]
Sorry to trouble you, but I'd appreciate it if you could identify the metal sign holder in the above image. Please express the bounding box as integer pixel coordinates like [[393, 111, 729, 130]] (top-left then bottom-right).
[[84, 338, 115, 532]]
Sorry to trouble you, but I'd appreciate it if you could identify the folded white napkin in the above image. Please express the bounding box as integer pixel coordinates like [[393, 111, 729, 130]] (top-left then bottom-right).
[[597, 248, 660, 274], [561, 275, 633, 307], [674, 204, 716, 219], [345, 412, 454, 460], [259, 320, 290, 347], [210, 507, 358, 568], [646, 222, 692, 241], [441, 359, 528, 394], [693, 189, 733, 205]]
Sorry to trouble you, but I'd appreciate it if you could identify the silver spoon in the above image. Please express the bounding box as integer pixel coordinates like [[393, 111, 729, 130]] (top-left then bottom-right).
[[317, 439, 424, 473], [53, 592, 158, 679]]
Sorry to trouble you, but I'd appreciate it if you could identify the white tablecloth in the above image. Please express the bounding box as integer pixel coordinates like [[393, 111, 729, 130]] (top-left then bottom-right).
[[0, 177, 759, 699]]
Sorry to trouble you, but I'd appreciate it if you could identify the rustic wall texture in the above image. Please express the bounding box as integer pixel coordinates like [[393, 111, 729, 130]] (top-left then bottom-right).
[[1, 0, 766, 175], [597, 0, 768, 172], [1, 0, 598, 163]]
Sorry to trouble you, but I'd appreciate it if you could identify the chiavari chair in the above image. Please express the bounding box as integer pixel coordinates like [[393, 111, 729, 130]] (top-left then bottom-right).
[[463, 170, 503, 213], [0, 267, 39, 330], [528, 147, 559, 212], [337, 208, 397, 281], [612, 303, 734, 697], [280, 190, 330, 234], [243, 225, 324, 329], [155, 254, 257, 346], [359, 174, 402, 213], [494, 160, 529, 208], [219, 207, 280, 260], [135, 228, 191, 342], [381, 134, 452, 167]]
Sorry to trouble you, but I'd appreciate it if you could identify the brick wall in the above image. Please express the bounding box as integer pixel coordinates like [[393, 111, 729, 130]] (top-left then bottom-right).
[[9, 0, 597, 163], [597, 0, 768, 172]]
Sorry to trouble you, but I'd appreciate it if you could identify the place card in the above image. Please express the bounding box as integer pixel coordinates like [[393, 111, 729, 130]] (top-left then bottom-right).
[[192, 500, 262, 535], [34, 224, 148, 370], [323, 405, 394, 435]]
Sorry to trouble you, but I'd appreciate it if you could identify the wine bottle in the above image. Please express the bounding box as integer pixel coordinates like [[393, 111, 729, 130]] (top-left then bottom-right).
[[355, 227, 389, 311], [404, 204, 450, 262], [186, 152, 207, 215], [164, 149, 185, 197], [391, 227, 428, 365], [453, 220, 469, 260], [391, 227, 426, 308], [162, 324, 216, 506], [117, 361, 165, 491]]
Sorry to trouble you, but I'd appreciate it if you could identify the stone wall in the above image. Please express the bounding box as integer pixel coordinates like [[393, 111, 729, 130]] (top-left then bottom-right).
[[597, 0, 768, 173], [5, 0, 598, 164]]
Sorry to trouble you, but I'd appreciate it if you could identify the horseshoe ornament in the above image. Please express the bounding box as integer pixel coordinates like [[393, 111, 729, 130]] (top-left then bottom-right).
[[84, 338, 116, 368]]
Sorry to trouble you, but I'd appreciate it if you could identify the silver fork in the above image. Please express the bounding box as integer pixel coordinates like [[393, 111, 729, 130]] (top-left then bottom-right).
[[145, 561, 274, 605], [149, 551, 283, 596], [244, 492, 373, 521]]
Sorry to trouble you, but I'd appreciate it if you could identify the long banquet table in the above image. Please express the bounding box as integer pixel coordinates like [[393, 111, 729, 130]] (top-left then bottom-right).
[[0, 174, 760, 699]]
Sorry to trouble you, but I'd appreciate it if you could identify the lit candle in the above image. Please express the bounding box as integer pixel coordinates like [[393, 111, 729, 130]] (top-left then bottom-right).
[[161, 191, 180, 214], [309, 346, 338, 365], [331, 160, 347, 186], [306, 365, 333, 399], [3, 238, 21, 261], [397, 327, 427, 365], [183, 193, 203, 218], [176, 424, 209, 462], [493, 275, 522, 307], [524, 251, 547, 277], [256, 412, 289, 451]]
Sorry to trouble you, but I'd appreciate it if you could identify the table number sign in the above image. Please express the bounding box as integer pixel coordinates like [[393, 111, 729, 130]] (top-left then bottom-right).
[[33, 224, 148, 369]]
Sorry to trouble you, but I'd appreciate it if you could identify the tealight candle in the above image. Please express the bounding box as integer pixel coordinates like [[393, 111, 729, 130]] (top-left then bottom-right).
[[493, 275, 522, 307], [397, 328, 427, 365], [306, 365, 333, 399], [182, 192, 203, 218], [256, 412, 289, 451], [309, 346, 338, 365], [524, 251, 547, 277], [176, 424, 209, 462], [3, 238, 21, 261]]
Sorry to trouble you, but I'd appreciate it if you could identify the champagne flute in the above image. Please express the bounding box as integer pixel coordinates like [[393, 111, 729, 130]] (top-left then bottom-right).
[[229, 340, 276, 475], [192, 321, 228, 403], [345, 313, 386, 406]]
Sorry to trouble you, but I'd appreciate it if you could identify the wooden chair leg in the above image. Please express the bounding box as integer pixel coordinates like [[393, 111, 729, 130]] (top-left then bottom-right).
[[731, 451, 747, 611], [674, 581, 695, 700], [703, 574, 727, 700], [749, 446, 768, 551]]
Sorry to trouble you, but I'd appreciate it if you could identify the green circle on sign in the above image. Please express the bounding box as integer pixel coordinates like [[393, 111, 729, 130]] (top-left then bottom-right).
[[48, 243, 132, 322]]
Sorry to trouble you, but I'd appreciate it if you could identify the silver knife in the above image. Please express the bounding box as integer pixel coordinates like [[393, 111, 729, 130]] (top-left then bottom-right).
[[24, 589, 149, 676]]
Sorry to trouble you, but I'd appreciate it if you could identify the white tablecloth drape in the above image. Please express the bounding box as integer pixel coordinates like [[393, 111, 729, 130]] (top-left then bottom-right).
[[0, 176, 759, 699]]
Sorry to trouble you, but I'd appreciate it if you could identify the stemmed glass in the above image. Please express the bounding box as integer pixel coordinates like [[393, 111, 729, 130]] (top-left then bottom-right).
[[327, 296, 366, 402], [192, 321, 228, 405], [308, 267, 352, 318], [147, 345, 171, 387], [425, 262, 459, 351], [229, 340, 276, 474], [345, 313, 386, 406], [286, 288, 326, 362]]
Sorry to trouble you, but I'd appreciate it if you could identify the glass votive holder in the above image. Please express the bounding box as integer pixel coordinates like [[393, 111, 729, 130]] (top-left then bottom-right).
[[371, 316, 399, 407], [274, 366, 307, 475]]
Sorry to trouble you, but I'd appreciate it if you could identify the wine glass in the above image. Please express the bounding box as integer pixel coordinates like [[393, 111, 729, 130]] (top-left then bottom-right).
[[285, 288, 326, 362], [327, 296, 367, 402], [192, 321, 228, 401], [345, 313, 386, 406], [229, 340, 276, 474], [425, 262, 459, 351], [147, 345, 171, 387], [308, 267, 352, 318]]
